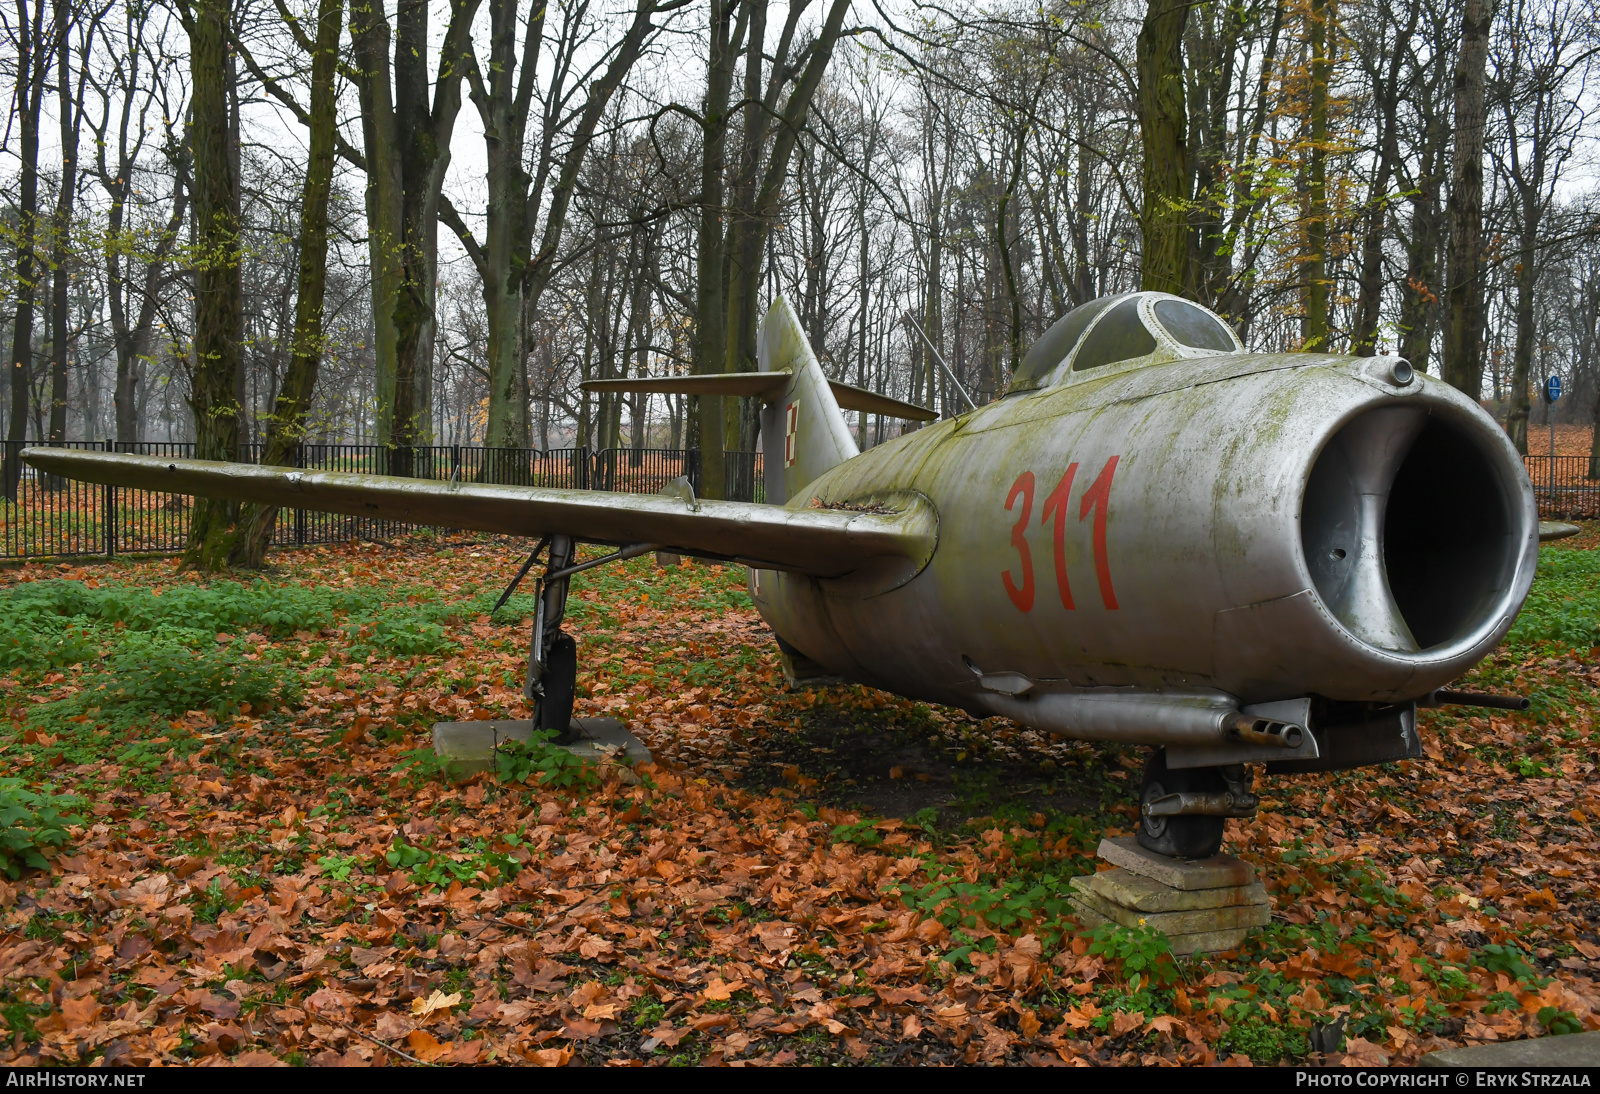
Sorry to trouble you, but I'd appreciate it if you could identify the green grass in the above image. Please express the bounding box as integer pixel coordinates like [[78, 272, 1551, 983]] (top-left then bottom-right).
[[1505, 547, 1600, 649], [0, 576, 549, 674]]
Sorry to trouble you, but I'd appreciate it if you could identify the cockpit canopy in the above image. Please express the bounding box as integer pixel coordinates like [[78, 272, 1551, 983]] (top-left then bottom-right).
[[1008, 291, 1242, 396]]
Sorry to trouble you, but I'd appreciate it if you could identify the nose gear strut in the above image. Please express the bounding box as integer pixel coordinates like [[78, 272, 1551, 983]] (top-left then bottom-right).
[[1137, 753, 1257, 859]]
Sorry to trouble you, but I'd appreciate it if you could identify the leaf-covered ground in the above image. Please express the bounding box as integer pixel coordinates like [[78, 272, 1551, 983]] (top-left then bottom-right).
[[1, 526, 1598, 1067]]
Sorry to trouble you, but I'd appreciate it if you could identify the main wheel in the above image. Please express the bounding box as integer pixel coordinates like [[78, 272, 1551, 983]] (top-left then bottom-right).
[[537, 632, 578, 743], [1136, 749, 1227, 859]]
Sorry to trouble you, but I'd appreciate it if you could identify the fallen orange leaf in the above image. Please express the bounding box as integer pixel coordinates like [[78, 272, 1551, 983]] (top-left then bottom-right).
[[406, 1029, 451, 1063]]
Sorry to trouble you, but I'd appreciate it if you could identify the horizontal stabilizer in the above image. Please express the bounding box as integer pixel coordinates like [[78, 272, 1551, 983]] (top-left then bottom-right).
[[828, 380, 938, 421], [580, 373, 935, 421], [582, 372, 788, 399], [20, 449, 937, 580]]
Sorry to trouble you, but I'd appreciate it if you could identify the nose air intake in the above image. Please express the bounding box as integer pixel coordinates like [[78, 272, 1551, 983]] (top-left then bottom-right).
[[1301, 404, 1523, 654]]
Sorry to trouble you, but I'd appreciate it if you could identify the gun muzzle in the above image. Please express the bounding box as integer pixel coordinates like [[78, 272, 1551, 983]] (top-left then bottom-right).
[[1223, 711, 1304, 749]]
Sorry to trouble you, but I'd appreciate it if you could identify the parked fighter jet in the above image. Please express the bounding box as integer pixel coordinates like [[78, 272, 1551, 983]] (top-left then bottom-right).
[[25, 291, 1548, 859]]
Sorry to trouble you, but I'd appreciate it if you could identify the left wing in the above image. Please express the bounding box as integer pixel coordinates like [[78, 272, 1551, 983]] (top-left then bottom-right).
[[20, 448, 937, 580]]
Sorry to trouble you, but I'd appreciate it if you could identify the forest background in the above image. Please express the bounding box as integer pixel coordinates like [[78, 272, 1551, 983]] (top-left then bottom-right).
[[3, 0, 1600, 559], [6, 0, 1600, 1067]]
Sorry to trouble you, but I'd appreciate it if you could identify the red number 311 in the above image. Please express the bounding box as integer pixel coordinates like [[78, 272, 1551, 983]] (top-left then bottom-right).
[[1002, 456, 1119, 612]]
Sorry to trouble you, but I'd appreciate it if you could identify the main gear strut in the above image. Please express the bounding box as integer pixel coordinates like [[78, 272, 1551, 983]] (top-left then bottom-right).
[[525, 535, 578, 743]]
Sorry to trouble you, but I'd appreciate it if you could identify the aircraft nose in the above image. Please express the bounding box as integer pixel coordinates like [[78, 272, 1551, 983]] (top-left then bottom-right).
[[1300, 396, 1530, 656]]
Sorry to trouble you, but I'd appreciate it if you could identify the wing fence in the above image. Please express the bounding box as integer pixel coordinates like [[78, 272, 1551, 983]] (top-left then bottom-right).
[[0, 441, 764, 560]]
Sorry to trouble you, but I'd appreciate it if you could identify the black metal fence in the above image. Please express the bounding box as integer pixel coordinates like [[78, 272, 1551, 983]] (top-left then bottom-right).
[[0, 440, 764, 561], [1524, 455, 1600, 520]]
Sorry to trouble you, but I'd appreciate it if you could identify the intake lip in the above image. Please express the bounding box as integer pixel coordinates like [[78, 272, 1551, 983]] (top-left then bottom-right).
[[1298, 386, 1538, 667]]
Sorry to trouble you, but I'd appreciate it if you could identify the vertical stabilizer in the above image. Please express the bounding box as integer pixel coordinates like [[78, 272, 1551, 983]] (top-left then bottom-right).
[[757, 297, 859, 505]]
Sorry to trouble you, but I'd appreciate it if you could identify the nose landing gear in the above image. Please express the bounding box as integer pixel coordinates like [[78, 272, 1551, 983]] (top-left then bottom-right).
[[1137, 750, 1259, 860]]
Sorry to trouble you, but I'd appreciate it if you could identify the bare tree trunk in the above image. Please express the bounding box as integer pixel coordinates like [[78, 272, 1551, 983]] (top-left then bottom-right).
[[856, 152, 871, 443], [692, 0, 738, 500], [1136, 0, 1192, 295], [1441, 0, 1496, 397], [180, 0, 244, 570], [1349, 4, 1414, 355], [720, 0, 852, 445], [627, 229, 657, 456], [1186, 0, 1247, 312], [1304, 0, 1331, 349], [233, 0, 343, 566], [439, 0, 657, 477], [47, 0, 88, 447], [1397, 81, 1449, 372], [1504, 213, 1539, 454], [995, 126, 1026, 382], [350, 0, 480, 475], [1588, 287, 1600, 477], [94, 17, 191, 446], [351, 0, 403, 456], [4, 0, 47, 500], [471, 0, 542, 463]]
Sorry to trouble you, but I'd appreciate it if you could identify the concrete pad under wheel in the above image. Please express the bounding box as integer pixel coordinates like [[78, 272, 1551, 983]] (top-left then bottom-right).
[[1067, 897, 1252, 957], [431, 716, 651, 779], [1421, 1031, 1600, 1066], [1096, 836, 1256, 890], [1082, 867, 1269, 913], [1068, 877, 1270, 934], [1077, 839, 1266, 955]]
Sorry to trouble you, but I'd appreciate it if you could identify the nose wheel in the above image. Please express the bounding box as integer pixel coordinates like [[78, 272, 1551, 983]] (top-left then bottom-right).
[[1137, 750, 1228, 859]]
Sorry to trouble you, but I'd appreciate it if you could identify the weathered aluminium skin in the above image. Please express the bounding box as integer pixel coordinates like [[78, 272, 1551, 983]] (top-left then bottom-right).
[[751, 349, 1537, 720]]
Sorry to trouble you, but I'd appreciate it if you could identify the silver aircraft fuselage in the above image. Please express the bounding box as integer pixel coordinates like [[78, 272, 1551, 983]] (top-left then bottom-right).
[[749, 351, 1538, 724]]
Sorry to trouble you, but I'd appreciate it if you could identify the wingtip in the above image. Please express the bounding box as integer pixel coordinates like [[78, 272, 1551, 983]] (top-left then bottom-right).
[[1539, 520, 1582, 543]]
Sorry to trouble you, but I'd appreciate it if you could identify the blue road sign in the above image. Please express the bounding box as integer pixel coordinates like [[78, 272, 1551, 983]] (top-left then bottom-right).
[[1546, 376, 1563, 402]]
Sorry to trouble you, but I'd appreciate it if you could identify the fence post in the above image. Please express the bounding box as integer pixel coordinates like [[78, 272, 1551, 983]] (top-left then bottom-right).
[[103, 439, 115, 558], [293, 443, 306, 546]]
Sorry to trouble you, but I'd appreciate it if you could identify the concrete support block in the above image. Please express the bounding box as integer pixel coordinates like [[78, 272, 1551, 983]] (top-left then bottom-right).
[[1069, 878, 1270, 934], [1096, 836, 1256, 890], [1073, 838, 1268, 956], [1422, 1031, 1600, 1066], [430, 716, 650, 780], [1068, 897, 1253, 957], [1084, 868, 1268, 912]]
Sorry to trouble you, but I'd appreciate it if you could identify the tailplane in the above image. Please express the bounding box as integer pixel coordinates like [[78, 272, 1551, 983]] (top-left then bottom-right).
[[578, 295, 933, 504]]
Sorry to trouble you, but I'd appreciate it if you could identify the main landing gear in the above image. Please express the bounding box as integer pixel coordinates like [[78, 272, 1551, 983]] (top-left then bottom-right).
[[500, 533, 659, 743], [1137, 750, 1259, 860], [525, 535, 580, 744]]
